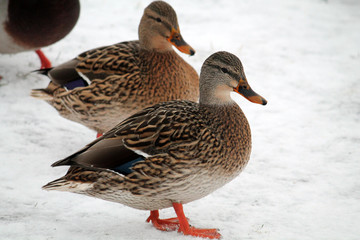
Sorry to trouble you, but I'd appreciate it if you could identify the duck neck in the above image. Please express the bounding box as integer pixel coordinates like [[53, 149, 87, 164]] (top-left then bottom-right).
[[199, 80, 234, 105], [139, 37, 173, 53], [139, 49, 179, 77], [200, 101, 247, 127]]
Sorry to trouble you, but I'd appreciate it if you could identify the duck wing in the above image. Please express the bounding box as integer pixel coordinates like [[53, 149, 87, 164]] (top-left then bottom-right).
[[76, 40, 140, 78], [40, 41, 140, 88], [51, 100, 206, 174]]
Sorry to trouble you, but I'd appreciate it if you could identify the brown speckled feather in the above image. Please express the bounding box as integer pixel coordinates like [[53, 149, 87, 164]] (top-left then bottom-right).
[[76, 41, 140, 77]]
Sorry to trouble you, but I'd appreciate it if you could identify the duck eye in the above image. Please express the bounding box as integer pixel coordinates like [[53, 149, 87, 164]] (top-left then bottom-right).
[[156, 17, 162, 22], [221, 67, 229, 73]]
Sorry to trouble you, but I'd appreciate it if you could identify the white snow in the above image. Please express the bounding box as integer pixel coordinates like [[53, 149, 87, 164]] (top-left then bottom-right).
[[1, 0, 359, 239]]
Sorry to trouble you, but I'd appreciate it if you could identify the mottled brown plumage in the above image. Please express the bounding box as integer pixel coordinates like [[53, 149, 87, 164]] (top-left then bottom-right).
[[31, 1, 198, 133], [43, 51, 267, 238]]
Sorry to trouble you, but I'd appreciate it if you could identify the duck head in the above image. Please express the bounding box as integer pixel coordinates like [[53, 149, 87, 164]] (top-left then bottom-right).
[[200, 51, 267, 105], [138, 1, 195, 55]]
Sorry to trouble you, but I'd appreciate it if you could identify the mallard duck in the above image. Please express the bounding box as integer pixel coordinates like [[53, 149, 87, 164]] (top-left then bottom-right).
[[0, 0, 80, 69], [31, 1, 198, 136], [43, 51, 267, 239]]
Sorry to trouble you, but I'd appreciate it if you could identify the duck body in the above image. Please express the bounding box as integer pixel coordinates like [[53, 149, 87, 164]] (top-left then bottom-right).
[[34, 40, 198, 133], [44, 100, 251, 210], [0, 0, 80, 68]]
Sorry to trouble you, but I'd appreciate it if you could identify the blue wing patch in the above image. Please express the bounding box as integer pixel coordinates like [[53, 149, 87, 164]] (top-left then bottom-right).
[[64, 78, 88, 90], [112, 156, 144, 175]]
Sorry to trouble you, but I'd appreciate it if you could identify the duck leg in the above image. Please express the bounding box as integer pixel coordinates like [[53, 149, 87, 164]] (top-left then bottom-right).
[[146, 203, 221, 239], [172, 202, 221, 239], [35, 49, 52, 69], [146, 210, 180, 231]]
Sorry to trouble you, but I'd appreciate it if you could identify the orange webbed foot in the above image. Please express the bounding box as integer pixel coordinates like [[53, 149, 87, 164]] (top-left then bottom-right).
[[146, 210, 180, 231], [173, 203, 221, 239], [147, 203, 221, 239], [180, 226, 221, 239]]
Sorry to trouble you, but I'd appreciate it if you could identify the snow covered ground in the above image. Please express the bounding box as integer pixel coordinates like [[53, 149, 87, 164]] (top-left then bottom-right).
[[1, 0, 359, 239]]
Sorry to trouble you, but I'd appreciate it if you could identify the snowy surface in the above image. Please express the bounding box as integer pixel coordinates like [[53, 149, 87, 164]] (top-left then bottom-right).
[[1, 0, 360, 239]]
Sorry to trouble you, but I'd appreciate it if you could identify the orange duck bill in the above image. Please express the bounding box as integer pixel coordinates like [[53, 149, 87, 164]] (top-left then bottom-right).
[[234, 81, 267, 105], [167, 28, 195, 56]]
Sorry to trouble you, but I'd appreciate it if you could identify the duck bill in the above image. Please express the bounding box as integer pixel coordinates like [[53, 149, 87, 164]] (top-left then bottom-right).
[[167, 28, 195, 56], [234, 84, 267, 105]]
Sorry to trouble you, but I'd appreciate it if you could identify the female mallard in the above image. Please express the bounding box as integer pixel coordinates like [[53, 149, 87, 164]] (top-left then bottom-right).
[[31, 1, 198, 135], [43, 51, 267, 239], [0, 0, 80, 69]]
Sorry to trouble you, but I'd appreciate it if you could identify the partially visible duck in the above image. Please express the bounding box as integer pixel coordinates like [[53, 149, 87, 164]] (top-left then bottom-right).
[[31, 1, 198, 136], [43, 51, 267, 239], [0, 0, 80, 69]]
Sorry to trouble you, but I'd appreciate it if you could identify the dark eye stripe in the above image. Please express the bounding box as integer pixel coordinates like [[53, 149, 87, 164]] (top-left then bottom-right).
[[221, 67, 228, 73], [208, 63, 239, 79], [224, 69, 238, 80], [148, 15, 161, 22], [228, 71, 238, 80], [148, 15, 173, 31]]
